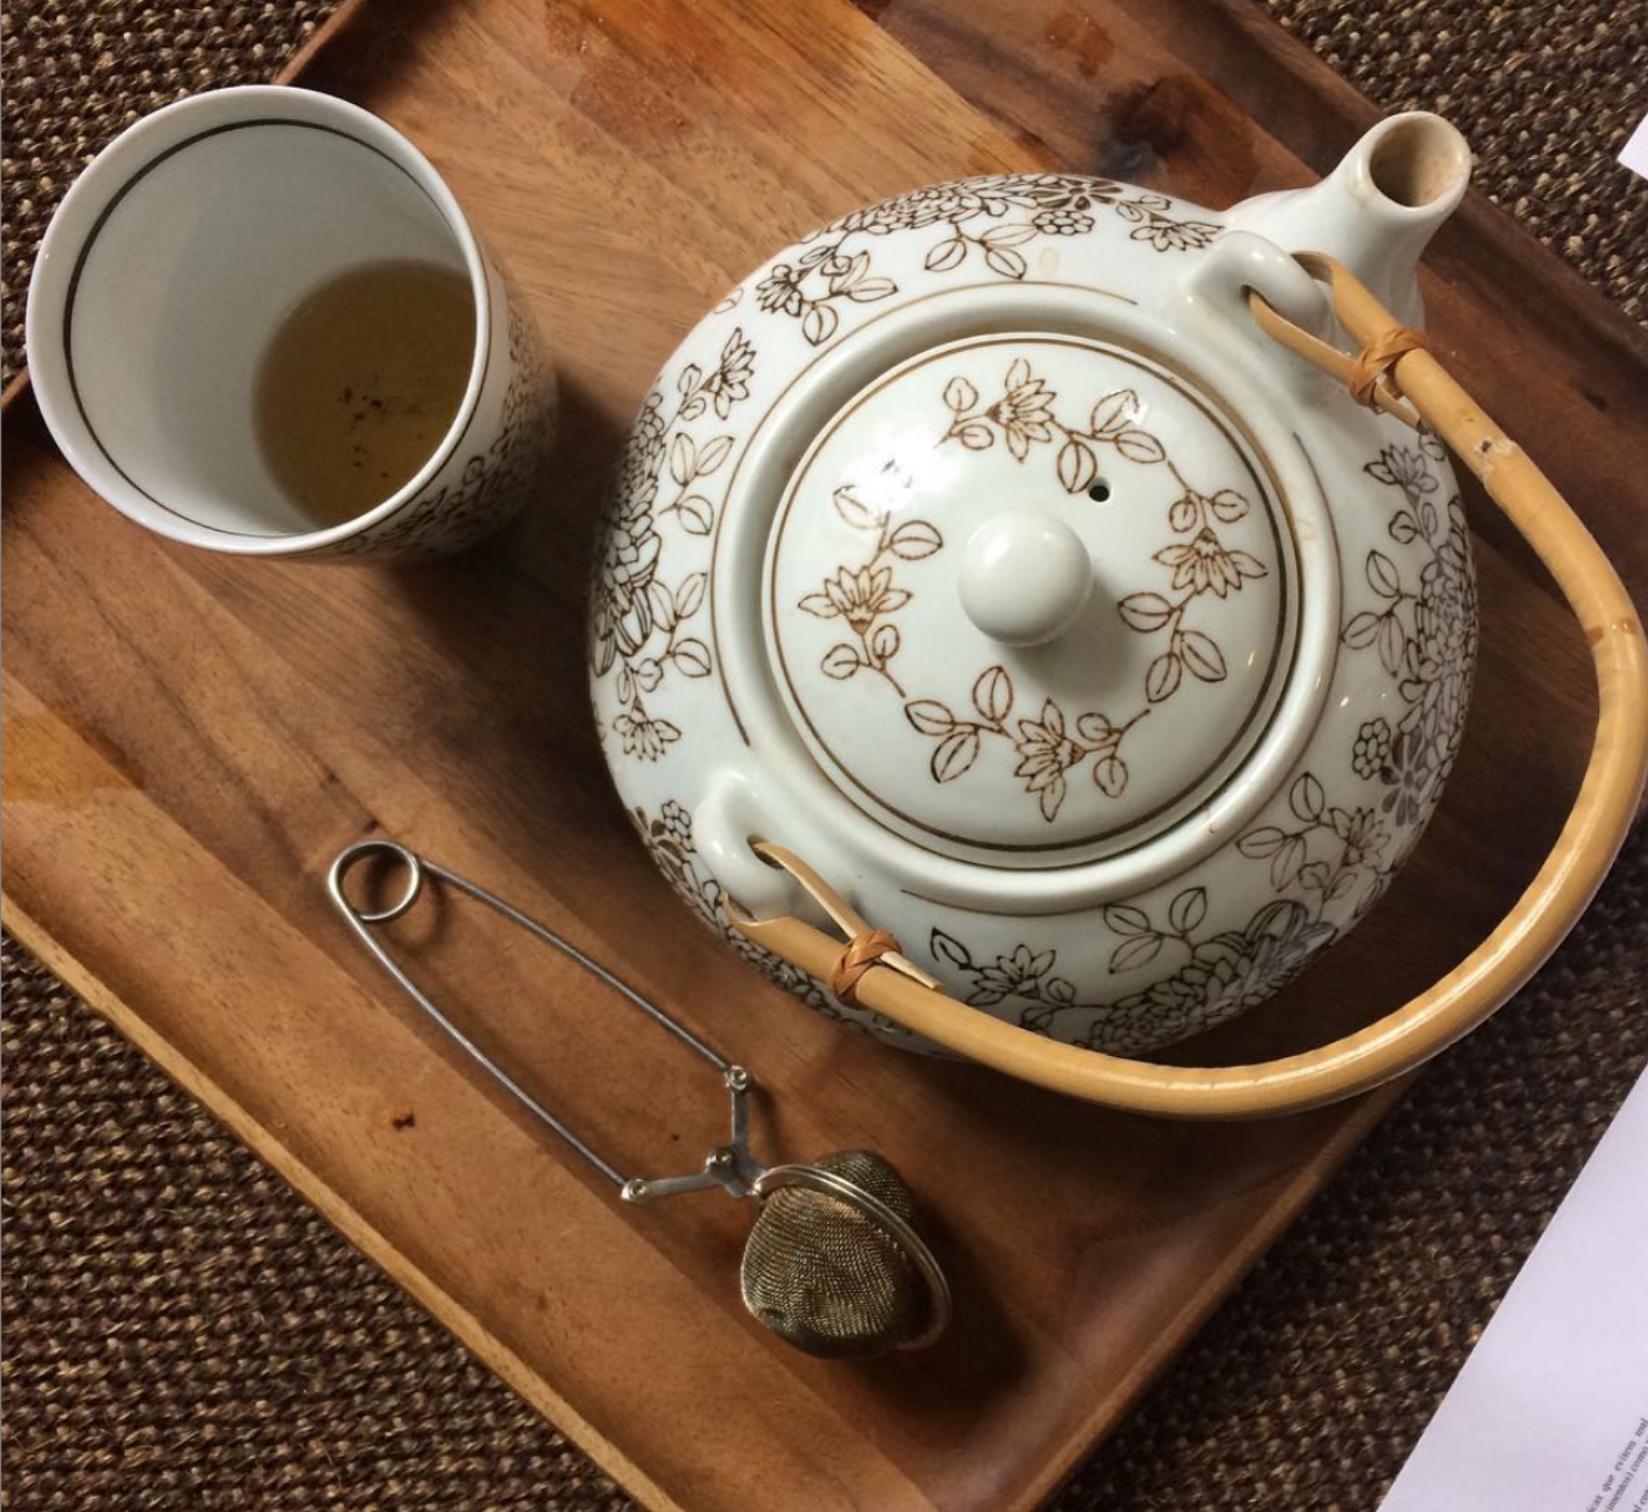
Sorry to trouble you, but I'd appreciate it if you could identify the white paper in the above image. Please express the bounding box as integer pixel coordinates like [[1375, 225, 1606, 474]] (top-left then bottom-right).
[[1620, 112, 1648, 181], [1381, 1065, 1648, 1512]]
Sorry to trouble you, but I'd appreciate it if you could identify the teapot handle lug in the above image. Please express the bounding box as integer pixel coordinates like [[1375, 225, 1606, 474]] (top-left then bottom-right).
[[694, 774, 857, 936], [692, 776, 799, 921], [1185, 230, 1331, 339]]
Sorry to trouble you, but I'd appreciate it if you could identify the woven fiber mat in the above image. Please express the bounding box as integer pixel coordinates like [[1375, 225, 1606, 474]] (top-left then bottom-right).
[[3, 3, 1646, 1508]]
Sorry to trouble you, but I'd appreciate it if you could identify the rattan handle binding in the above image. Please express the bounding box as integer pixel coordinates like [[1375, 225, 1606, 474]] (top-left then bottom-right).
[[727, 255, 1648, 1120]]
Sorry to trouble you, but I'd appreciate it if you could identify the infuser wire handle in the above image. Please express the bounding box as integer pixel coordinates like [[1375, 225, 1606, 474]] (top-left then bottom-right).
[[328, 839, 762, 1200], [726, 255, 1648, 1120], [330, 842, 954, 1356]]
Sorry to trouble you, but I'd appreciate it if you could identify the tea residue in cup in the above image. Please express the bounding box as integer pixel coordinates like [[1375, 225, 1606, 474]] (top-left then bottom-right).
[[255, 260, 474, 527]]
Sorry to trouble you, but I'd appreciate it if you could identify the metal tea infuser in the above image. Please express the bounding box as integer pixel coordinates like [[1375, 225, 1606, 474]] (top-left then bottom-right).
[[327, 838, 951, 1360]]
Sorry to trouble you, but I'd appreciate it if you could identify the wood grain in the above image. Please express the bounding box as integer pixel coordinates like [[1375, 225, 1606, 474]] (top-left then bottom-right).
[[4, 1, 1644, 1508]]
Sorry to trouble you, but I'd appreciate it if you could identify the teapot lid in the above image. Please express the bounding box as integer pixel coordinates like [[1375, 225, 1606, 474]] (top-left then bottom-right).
[[764, 332, 1299, 863]]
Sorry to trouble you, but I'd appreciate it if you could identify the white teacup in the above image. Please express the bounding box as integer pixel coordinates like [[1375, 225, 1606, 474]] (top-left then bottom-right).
[[26, 85, 555, 560]]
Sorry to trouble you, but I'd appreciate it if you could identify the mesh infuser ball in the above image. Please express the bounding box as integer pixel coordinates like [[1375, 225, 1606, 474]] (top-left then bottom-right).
[[742, 1150, 944, 1359]]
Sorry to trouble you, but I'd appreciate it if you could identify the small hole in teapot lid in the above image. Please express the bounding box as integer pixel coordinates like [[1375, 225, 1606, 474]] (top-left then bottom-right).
[[1088, 480, 1111, 502]]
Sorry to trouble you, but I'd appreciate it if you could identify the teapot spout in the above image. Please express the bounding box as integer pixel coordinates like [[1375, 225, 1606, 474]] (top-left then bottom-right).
[[1224, 112, 1471, 328]]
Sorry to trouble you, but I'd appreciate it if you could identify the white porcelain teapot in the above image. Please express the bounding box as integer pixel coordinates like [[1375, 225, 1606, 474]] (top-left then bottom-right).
[[590, 113, 1648, 1117]]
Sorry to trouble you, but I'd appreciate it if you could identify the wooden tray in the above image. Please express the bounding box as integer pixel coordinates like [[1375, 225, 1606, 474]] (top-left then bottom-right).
[[6, 1, 1646, 1508]]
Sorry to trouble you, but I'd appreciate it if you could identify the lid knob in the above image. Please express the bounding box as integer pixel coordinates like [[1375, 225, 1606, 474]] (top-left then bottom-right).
[[958, 510, 1094, 647]]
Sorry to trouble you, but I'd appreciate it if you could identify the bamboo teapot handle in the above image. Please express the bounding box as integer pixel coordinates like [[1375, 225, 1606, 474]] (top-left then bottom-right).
[[727, 257, 1648, 1120]]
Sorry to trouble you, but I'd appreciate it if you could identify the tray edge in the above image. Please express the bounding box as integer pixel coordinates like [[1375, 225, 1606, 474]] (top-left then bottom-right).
[[0, 887, 690, 1512]]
